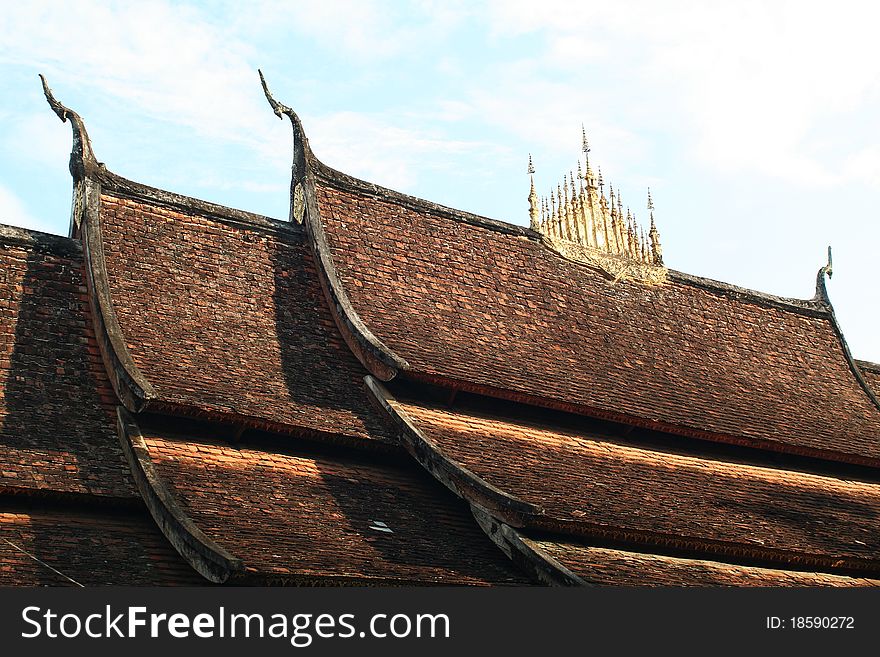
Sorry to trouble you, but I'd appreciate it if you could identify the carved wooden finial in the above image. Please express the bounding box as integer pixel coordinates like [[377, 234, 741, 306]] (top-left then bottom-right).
[[814, 246, 834, 303], [39, 74, 98, 180]]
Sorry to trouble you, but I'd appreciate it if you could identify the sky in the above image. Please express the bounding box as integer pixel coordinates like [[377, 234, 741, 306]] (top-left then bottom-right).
[[0, 0, 877, 362]]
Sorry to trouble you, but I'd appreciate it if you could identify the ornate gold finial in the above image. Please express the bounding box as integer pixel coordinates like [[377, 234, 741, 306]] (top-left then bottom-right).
[[527, 127, 667, 282], [581, 124, 590, 173], [648, 188, 663, 265], [528, 154, 539, 231]]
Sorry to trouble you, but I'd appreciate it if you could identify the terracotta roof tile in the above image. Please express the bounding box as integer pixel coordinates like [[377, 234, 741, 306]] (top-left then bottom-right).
[[0, 507, 200, 585], [0, 235, 137, 498], [99, 194, 391, 443], [857, 360, 880, 397], [392, 398, 880, 567], [316, 179, 880, 462], [530, 537, 880, 587], [143, 430, 529, 584]]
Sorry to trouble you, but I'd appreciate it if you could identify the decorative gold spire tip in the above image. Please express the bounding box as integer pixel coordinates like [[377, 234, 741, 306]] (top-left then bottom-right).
[[526, 126, 667, 282]]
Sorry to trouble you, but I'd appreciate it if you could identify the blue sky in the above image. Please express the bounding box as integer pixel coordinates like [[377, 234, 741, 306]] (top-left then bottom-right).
[[1, 1, 878, 361]]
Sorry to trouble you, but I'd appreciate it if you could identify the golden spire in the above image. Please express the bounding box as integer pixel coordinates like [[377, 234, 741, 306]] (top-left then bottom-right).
[[569, 171, 581, 242], [527, 128, 666, 276], [528, 154, 539, 230], [648, 187, 663, 265], [608, 184, 619, 254], [562, 177, 571, 240], [581, 124, 591, 177]]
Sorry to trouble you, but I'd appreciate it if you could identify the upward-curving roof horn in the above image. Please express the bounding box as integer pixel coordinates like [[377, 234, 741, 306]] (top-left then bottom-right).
[[258, 69, 307, 224], [39, 74, 100, 181], [814, 246, 833, 305]]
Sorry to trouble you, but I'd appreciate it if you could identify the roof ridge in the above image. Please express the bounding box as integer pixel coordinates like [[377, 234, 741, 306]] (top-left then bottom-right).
[[97, 169, 294, 236], [667, 269, 829, 316], [312, 159, 536, 239], [856, 359, 880, 374], [0, 223, 81, 257], [314, 158, 833, 318]]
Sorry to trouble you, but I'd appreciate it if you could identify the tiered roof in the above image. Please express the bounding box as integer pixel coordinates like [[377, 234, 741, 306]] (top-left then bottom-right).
[[0, 73, 876, 586]]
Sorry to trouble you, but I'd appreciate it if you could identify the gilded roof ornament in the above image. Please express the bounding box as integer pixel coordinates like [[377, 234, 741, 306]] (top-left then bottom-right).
[[527, 154, 539, 231], [527, 129, 667, 283]]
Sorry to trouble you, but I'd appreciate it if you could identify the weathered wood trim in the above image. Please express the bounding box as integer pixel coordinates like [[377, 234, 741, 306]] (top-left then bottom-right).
[[821, 292, 880, 415], [470, 505, 585, 586], [303, 172, 406, 380], [97, 169, 292, 236], [81, 184, 158, 412], [365, 376, 541, 520], [259, 71, 408, 381], [116, 406, 243, 583], [0, 224, 82, 258]]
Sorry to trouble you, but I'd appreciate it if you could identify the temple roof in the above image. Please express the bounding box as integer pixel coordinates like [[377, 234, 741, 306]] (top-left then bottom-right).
[[133, 422, 528, 585], [371, 385, 880, 573], [0, 73, 875, 587], [0, 226, 136, 499], [526, 538, 880, 587], [312, 170, 880, 466], [0, 505, 202, 586], [94, 181, 393, 444], [858, 360, 880, 397]]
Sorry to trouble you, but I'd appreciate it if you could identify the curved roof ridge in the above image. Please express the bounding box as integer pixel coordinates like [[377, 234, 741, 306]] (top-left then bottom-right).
[[311, 145, 839, 319], [668, 269, 829, 316], [259, 71, 408, 380], [856, 359, 880, 373], [823, 298, 880, 414], [313, 159, 535, 239], [97, 169, 292, 234], [365, 376, 542, 520], [116, 407, 243, 583]]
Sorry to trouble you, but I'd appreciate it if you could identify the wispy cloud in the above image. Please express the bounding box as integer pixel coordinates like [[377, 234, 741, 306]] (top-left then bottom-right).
[[484, 0, 880, 189], [0, 1, 494, 202], [308, 111, 505, 190]]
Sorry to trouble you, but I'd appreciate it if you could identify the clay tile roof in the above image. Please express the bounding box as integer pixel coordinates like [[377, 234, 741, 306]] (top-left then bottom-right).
[[97, 184, 392, 443], [379, 394, 880, 573], [314, 174, 880, 464], [857, 360, 880, 398], [0, 227, 137, 498], [0, 506, 201, 585], [140, 428, 530, 585], [527, 537, 880, 587]]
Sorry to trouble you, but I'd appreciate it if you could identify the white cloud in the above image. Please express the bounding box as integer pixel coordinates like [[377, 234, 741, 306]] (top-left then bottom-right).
[[0, 1, 495, 203], [843, 146, 880, 188], [0, 184, 54, 233], [484, 0, 880, 189], [0, 2, 273, 150]]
